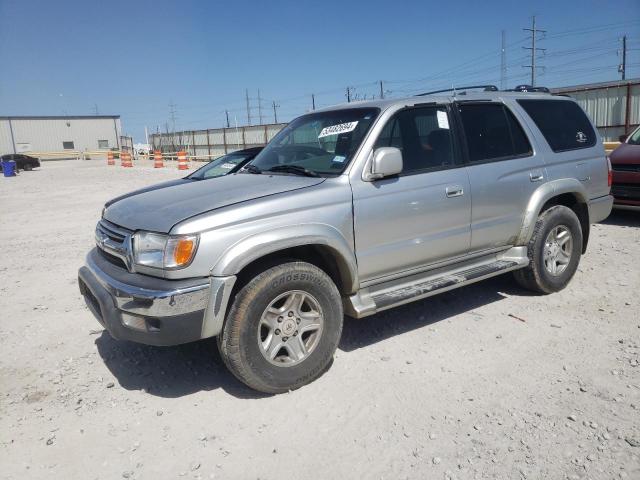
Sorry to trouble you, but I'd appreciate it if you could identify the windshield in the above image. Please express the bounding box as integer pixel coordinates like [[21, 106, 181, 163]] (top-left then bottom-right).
[[188, 151, 255, 179], [627, 126, 640, 146], [248, 108, 380, 176]]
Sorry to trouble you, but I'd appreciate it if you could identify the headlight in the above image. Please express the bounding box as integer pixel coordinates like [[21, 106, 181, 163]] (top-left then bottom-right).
[[132, 232, 198, 269]]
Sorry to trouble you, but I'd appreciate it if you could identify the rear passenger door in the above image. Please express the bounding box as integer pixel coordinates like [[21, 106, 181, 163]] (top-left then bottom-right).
[[455, 101, 546, 251]]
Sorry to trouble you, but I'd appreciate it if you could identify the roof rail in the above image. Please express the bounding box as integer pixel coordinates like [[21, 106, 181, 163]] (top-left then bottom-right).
[[416, 85, 499, 96]]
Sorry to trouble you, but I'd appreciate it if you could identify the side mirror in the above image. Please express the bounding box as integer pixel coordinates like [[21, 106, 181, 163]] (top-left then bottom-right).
[[619, 134, 628, 143], [367, 147, 403, 181]]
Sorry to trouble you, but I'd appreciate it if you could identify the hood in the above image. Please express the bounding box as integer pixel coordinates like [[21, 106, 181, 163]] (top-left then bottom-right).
[[104, 178, 193, 207], [610, 143, 640, 165], [103, 173, 325, 232]]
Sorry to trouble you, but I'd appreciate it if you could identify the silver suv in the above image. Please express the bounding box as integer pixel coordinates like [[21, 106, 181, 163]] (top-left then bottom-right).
[[78, 88, 613, 393]]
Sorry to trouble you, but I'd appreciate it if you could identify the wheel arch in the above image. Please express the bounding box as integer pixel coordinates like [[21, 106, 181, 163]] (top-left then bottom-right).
[[211, 224, 359, 295], [518, 179, 590, 253]]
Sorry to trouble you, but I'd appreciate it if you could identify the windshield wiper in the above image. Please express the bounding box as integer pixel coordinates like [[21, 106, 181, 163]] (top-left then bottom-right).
[[267, 165, 320, 177], [242, 164, 262, 174]]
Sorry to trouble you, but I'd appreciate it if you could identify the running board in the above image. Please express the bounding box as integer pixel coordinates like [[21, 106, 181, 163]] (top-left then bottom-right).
[[345, 246, 528, 318]]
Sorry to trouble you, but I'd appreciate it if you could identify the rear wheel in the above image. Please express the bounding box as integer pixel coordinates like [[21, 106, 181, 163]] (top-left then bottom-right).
[[513, 205, 583, 294], [218, 262, 343, 393], [24, 164, 33, 171]]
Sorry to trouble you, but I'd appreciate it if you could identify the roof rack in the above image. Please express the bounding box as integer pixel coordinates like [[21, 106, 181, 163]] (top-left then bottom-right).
[[416, 85, 499, 96], [504, 84, 550, 93]]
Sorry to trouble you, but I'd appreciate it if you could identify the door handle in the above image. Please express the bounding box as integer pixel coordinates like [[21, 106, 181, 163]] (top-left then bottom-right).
[[446, 186, 464, 198], [529, 172, 544, 182]]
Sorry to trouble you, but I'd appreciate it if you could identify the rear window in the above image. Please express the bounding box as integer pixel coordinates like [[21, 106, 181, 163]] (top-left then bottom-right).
[[518, 99, 596, 152]]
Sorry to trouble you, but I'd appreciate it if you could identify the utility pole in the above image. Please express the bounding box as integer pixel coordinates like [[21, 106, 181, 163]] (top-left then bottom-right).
[[272, 101, 279, 124], [93, 103, 99, 115], [225, 110, 230, 128], [500, 30, 507, 90], [346, 86, 352, 103], [245, 89, 252, 125], [257, 89, 263, 125], [523, 16, 546, 86], [311, 94, 315, 110], [379, 80, 384, 99], [619, 35, 627, 80], [168, 101, 177, 136]]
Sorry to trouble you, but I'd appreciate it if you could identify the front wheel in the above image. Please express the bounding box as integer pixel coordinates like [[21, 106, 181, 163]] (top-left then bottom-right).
[[513, 205, 583, 294], [218, 262, 343, 393]]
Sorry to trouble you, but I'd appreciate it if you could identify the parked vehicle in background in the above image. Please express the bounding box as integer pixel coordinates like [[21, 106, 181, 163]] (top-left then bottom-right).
[[610, 125, 640, 209], [79, 87, 612, 394], [0, 153, 40, 171], [104, 147, 262, 207]]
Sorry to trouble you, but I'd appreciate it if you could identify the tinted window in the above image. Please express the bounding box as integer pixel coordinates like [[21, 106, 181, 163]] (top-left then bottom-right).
[[374, 106, 455, 174], [518, 99, 596, 152], [458, 103, 532, 162], [63, 141, 75, 150]]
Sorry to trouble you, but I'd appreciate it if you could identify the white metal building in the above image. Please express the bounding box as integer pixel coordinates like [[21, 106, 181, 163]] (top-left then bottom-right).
[[0, 115, 122, 155]]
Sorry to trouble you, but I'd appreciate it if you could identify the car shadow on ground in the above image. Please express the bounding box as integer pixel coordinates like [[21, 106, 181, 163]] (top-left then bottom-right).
[[339, 274, 521, 352], [95, 273, 527, 399], [601, 208, 639, 227]]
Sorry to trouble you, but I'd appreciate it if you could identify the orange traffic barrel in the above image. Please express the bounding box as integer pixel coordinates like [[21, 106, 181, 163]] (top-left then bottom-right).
[[107, 151, 115, 166], [177, 150, 188, 170], [153, 150, 163, 168], [121, 151, 133, 168]]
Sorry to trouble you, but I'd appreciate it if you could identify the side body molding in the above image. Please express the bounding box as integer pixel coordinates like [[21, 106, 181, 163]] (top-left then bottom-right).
[[210, 223, 359, 294], [516, 178, 589, 245]]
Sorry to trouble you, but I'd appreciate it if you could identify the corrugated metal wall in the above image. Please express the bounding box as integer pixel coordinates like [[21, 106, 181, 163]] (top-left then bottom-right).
[[149, 123, 288, 159], [0, 117, 122, 154]]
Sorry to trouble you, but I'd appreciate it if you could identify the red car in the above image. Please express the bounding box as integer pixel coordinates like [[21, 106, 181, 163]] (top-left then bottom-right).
[[610, 125, 640, 209]]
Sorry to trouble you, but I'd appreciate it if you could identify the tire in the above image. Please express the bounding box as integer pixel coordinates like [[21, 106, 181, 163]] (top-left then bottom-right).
[[218, 261, 343, 394], [513, 205, 583, 294], [24, 164, 33, 171]]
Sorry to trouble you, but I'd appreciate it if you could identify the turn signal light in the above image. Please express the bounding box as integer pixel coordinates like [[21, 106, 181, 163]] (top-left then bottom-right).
[[173, 238, 196, 266], [607, 156, 612, 188]]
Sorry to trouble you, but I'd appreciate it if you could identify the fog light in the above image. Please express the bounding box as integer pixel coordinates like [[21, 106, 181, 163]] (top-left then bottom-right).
[[121, 313, 147, 331]]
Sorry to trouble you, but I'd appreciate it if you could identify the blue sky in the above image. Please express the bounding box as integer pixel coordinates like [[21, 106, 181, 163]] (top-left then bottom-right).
[[1, 0, 639, 141]]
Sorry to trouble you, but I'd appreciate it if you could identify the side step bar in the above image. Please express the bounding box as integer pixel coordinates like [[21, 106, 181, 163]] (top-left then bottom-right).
[[345, 247, 528, 318]]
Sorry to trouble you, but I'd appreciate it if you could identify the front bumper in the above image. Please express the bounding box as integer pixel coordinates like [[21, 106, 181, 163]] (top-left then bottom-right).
[[588, 194, 614, 223], [78, 248, 235, 346]]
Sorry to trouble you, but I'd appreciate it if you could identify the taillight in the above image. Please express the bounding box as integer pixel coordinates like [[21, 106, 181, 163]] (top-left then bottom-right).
[[606, 156, 612, 187]]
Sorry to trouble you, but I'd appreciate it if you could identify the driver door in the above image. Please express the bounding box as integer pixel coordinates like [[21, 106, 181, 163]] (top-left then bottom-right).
[[351, 105, 472, 283]]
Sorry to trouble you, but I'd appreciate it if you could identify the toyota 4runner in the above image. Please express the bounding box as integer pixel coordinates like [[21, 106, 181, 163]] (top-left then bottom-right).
[[79, 87, 613, 393]]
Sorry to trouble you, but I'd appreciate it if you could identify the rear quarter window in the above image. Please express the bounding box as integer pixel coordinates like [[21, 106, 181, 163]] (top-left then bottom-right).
[[517, 99, 596, 152]]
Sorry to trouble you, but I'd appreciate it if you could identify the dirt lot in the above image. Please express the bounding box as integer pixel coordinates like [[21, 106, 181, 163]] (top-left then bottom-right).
[[1, 159, 639, 480]]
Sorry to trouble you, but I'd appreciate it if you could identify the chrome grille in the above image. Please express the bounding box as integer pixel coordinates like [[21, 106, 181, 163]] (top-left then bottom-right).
[[95, 219, 133, 271], [96, 219, 131, 243]]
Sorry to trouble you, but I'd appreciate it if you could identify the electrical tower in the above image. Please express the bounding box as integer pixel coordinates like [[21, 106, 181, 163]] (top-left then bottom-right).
[[500, 31, 507, 90], [523, 16, 546, 86], [257, 89, 263, 125], [245, 89, 252, 125], [272, 101, 279, 123], [168, 101, 177, 135]]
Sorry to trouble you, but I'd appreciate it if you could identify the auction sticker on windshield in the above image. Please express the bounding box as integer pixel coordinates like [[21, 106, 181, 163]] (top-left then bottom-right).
[[318, 121, 359, 138], [220, 163, 236, 169]]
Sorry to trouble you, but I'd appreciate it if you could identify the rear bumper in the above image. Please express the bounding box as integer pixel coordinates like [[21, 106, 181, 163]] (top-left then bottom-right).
[[78, 248, 235, 346], [588, 194, 614, 223]]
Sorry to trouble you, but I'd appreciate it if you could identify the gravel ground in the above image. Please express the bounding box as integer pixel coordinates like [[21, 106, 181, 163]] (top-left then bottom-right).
[[1, 159, 639, 480]]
